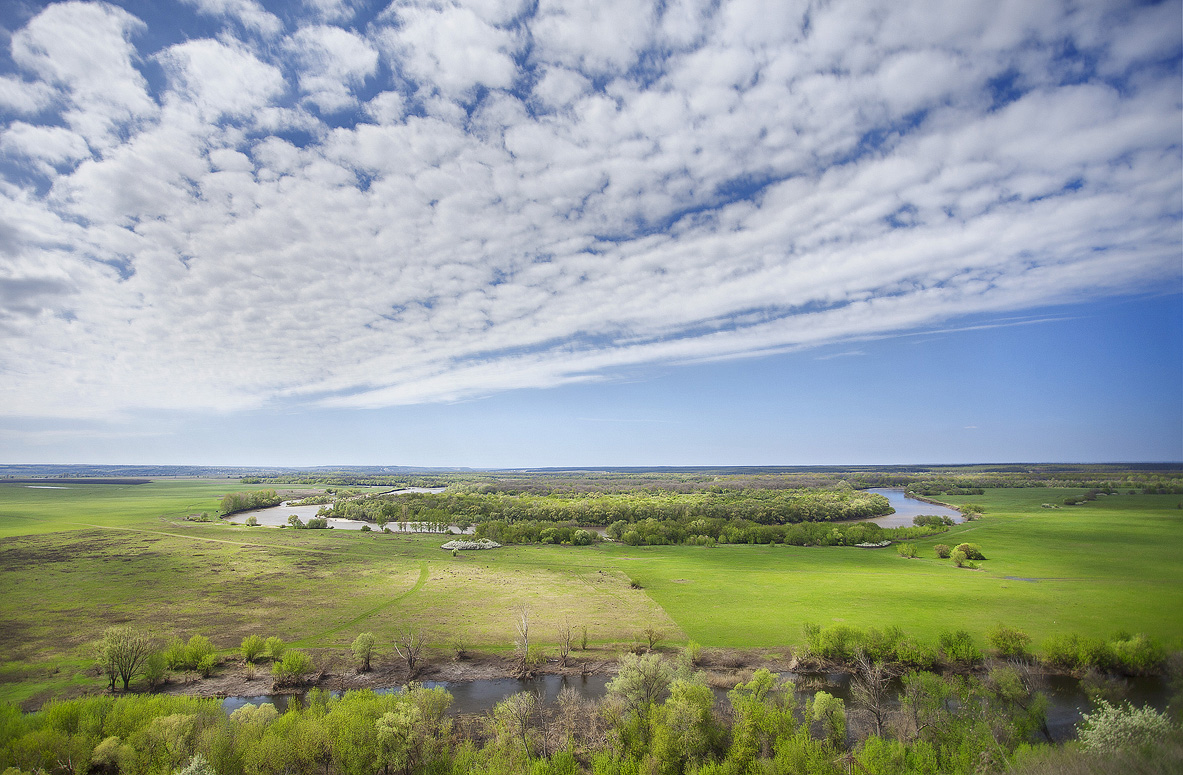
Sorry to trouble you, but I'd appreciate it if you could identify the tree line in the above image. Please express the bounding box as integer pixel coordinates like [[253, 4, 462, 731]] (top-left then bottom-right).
[[217, 490, 281, 516], [321, 487, 894, 528], [2, 651, 1176, 775]]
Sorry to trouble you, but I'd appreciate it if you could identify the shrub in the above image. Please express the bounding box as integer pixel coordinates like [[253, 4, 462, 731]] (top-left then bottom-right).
[[272, 650, 314, 684], [986, 624, 1032, 658], [240, 635, 265, 663], [360, 524, 371, 532], [954, 543, 985, 560], [196, 653, 217, 678], [1109, 634, 1166, 674], [265, 636, 286, 661], [933, 544, 951, 559], [896, 543, 917, 558], [1077, 700, 1174, 752], [185, 635, 215, 668], [163, 638, 189, 670], [894, 637, 937, 669], [245, 515, 259, 526], [143, 652, 167, 690], [938, 629, 982, 665], [951, 549, 967, 567]]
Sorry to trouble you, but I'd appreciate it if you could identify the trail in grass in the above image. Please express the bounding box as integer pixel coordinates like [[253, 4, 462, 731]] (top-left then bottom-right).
[[295, 561, 430, 646], [70, 523, 344, 555]]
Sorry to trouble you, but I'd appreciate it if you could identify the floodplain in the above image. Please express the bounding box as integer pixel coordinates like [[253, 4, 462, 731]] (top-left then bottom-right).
[[1, 471, 1181, 709]]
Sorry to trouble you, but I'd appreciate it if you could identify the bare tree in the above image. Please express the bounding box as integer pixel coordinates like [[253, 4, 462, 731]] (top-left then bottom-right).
[[514, 605, 535, 678], [850, 651, 895, 738], [493, 691, 539, 760], [640, 625, 664, 653], [556, 617, 574, 666], [393, 628, 425, 679]]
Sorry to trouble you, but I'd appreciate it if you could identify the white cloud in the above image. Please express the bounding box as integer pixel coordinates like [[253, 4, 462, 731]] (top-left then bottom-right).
[[157, 38, 287, 120], [9, 1, 156, 148], [181, 0, 283, 36], [286, 25, 379, 112], [377, 3, 522, 99], [0, 0, 1178, 421], [1, 122, 91, 174]]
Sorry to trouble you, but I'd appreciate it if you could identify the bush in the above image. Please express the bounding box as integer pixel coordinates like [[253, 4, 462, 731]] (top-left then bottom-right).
[[272, 650, 314, 684], [197, 653, 218, 678], [1077, 700, 1174, 753], [933, 544, 951, 558], [245, 515, 259, 526], [240, 635, 265, 663], [954, 543, 985, 560], [186, 635, 215, 668], [1109, 634, 1166, 674], [163, 638, 189, 670], [265, 636, 286, 661], [938, 629, 982, 665], [143, 652, 167, 689], [986, 624, 1032, 658], [951, 549, 967, 567], [896, 543, 917, 558]]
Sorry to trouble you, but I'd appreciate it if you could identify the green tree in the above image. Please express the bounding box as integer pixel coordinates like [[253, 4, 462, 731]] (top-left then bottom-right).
[[96, 626, 155, 692], [810, 691, 846, 749], [352, 632, 376, 672]]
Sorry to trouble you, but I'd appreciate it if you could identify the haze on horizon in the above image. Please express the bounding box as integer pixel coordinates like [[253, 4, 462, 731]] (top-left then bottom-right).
[[0, 0, 1180, 468]]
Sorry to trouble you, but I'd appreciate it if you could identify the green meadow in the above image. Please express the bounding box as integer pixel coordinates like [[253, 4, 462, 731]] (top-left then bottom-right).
[[0, 480, 1180, 706]]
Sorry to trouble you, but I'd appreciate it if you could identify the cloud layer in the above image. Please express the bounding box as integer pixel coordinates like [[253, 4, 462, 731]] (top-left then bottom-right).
[[0, 0, 1179, 419]]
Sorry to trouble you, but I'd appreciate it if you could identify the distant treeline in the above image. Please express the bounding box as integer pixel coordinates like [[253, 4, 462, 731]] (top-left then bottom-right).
[[218, 490, 282, 515], [238, 464, 1183, 494], [476, 516, 945, 547], [320, 487, 893, 528]]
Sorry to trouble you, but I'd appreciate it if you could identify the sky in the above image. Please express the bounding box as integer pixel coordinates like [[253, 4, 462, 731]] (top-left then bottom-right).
[[0, 0, 1180, 468]]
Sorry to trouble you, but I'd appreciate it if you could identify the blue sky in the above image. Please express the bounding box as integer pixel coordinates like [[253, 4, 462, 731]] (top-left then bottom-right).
[[0, 0, 1180, 467]]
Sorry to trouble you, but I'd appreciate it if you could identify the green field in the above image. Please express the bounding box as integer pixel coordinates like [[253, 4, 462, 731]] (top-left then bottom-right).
[[1, 480, 1180, 706]]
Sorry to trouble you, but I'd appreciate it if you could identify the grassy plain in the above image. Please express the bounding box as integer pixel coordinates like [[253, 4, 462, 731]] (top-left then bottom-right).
[[0, 480, 1180, 706]]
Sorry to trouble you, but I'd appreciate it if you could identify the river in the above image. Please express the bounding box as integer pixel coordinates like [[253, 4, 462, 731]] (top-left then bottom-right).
[[218, 669, 1170, 743], [863, 488, 964, 528], [225, 487, 467, 532]]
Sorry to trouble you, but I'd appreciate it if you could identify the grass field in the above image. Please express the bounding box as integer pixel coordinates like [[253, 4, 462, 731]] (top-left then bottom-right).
[[1, 480, 1180, 706]]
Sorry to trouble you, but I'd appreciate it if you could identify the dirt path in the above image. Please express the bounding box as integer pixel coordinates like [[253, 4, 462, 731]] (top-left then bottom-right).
[[294, 561, 430, 646]]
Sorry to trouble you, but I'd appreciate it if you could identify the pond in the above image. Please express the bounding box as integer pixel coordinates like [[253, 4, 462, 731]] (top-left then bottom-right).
[[225, 487, 471, 532], [219, 670, 1171, 744], [863, 488, 964, 528]]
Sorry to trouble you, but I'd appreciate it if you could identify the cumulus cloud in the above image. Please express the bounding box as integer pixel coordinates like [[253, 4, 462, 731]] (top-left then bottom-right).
[[0, 0, 1178, 420], [181, 0, 283, 36], [286, 25, 379, 112]]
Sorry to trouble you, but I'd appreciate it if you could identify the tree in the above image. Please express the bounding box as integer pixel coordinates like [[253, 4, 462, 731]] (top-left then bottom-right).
[[850, 652, 894, 738], [810, 691, 846, 749], [352, 632, 376, 672], [513, 605, 536, 678], [607, 652, 673, 735], [394, 628, 424, 678], [556, 618, 573, 667], [96, 626, 155, 692], [639, 625, 664, 652], [492, 691, 539, 761], [954, 542, 985, 560]]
